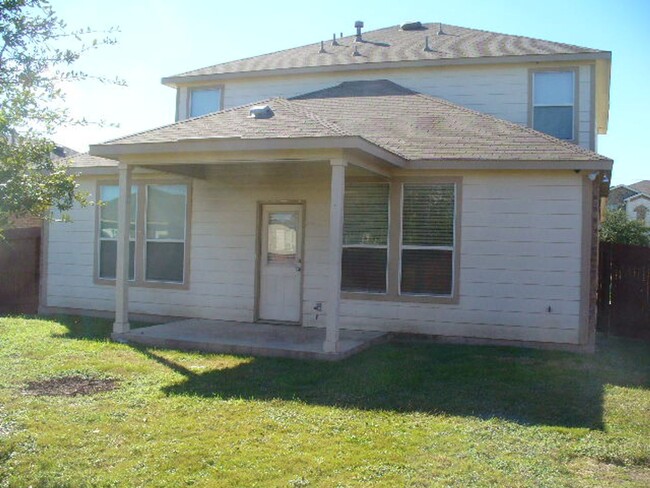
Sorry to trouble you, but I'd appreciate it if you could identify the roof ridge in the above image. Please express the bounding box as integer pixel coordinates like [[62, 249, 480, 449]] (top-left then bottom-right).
[[412, 92, 610, 161], [430, 22, 602, 53], [102, 98, 281, 145], [166, 22, 606, 80], [278, 98, 351, 137]]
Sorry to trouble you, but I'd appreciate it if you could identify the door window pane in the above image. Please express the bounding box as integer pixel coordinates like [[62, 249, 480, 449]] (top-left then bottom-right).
[[267, 211, 297, 263]]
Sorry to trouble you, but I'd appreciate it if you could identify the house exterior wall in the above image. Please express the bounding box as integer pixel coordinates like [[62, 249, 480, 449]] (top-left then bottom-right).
[[43, 166, 585, 345], [625, 195, 650, 226], [176, 62, 595, 150]]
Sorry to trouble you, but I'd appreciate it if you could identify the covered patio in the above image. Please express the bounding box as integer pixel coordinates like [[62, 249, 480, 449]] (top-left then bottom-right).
[[113, 319, 389, 361]]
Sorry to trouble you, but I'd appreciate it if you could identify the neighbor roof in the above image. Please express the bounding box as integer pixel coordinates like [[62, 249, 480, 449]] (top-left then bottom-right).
[[163, 23, 609, 84], [90, 80, 610, 166], [629, 180, 650, 196]]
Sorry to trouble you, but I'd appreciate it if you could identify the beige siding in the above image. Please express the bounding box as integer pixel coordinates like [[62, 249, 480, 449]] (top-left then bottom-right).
[[45, 168, 584, 345], [178, 62, 595, 149], [336, 171, 584, 344]]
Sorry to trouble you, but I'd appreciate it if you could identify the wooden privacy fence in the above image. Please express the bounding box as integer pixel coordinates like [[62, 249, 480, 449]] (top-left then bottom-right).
[[598, 241, 650, 340], [0, 227, 41, 315]]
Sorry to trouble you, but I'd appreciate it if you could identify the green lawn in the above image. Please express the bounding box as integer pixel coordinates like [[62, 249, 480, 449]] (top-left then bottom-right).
[[0, 316, 648, 487]]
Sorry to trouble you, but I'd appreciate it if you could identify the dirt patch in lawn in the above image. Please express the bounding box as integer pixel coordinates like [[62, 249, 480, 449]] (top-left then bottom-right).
[[24, 375, 118, 397]]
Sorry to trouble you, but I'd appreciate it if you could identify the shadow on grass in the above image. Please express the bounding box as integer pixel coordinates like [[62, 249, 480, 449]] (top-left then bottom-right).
[[47, 314, 149, 340], [146, 337, 648, 430], [47, 315, 650, 430]]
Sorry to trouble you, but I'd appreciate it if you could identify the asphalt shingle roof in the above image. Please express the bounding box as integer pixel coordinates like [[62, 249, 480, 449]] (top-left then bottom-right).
[[96, 80, 608, 164], [166, 23, 606, 81]]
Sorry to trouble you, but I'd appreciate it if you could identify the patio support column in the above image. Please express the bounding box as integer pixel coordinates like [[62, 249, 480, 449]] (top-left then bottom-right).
[[114, 161, 132, 334], [324, 158, 347, 353]]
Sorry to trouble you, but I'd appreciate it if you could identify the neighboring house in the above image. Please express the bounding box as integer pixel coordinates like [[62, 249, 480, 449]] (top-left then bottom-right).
[[607, 181, 650, 226], [40, 22, 613, 352]]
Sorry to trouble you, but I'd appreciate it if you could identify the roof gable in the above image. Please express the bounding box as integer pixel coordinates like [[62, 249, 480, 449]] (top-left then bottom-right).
[[164, 23, 608, 84]]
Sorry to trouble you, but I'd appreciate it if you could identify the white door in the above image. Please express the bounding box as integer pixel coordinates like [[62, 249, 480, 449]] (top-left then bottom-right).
[[258, 204, 303, 323]]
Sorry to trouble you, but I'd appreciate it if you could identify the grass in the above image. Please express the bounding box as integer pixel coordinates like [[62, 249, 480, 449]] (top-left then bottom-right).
[[0, 315, 648, 487]]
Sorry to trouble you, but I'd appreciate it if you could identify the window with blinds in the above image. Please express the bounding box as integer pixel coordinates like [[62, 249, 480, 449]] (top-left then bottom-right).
[[401, 184, 455, 296], [342, 183, 389, 293]]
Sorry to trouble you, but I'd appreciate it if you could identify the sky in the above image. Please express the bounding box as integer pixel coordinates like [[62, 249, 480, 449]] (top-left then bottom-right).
[[48, 0, 650, 185]]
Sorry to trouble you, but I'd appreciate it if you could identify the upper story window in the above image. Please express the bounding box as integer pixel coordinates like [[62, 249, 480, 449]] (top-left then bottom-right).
[[532, 71, 575, 140], [189, 87, 222, 117]]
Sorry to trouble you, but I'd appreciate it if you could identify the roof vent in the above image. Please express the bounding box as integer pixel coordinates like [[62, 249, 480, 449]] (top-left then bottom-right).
[[249, 105, 274, 119], [354, 20, 364, 42], [437, 23, 445, 35], [352, 44, 361, 56], [400, 21, 423, 31], [318, 40, 326, 53], [331, 33, 339, 46], [423, 36, 433, 52]]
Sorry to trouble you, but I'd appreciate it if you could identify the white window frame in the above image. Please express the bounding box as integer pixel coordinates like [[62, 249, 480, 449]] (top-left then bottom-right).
[[188, 86, 223, 118], [398, 183, 457, 298], [97, 185, 137, 282], [144, 184, 188, 285], [530, 69, 577, 142], [95, 180, 191, 289], [341, 182, 391, 294]]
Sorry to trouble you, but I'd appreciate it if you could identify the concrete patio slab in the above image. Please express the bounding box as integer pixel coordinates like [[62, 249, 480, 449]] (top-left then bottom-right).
[[112, 319, 389, 360]]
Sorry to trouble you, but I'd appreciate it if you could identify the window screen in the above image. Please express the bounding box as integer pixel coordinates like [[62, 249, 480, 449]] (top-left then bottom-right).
[[342, 183, 389, 293], [401, 184, 455, 296], [533, 71, 574, 140]]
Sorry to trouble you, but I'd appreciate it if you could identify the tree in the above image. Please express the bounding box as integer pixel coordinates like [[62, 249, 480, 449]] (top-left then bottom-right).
[[600, 209, 650, 247], [0, 0, 119, 233]]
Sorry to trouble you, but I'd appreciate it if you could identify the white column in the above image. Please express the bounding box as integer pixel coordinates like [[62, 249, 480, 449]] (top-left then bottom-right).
[[324, 159, 346, 353], [113, 161, 132, 334]]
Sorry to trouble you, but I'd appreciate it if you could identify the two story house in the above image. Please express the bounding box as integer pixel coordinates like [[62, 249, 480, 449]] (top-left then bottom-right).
[[42, 22, 613, 354]]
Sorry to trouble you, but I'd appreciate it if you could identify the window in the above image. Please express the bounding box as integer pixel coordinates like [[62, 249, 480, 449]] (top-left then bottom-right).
[[634, 205, 648, 222], [97, 182, 189, 286], [145, 185, 187, 283], [342, 183, 390, 293], [98, 185, 137, 280], [189, 87, 221, 117], [400, 184, 455, 296], [339, 179, 459, 301], [532, 71, 575, 140]]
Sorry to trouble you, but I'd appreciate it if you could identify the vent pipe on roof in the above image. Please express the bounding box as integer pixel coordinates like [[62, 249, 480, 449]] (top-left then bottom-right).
[[437, 23, 444, 35], [319, 40, 326, 53], [352, 44, 361, 56], [354, 20, 364, 42], [424, 36, 432, 52], [331, 33, 339, 46]]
